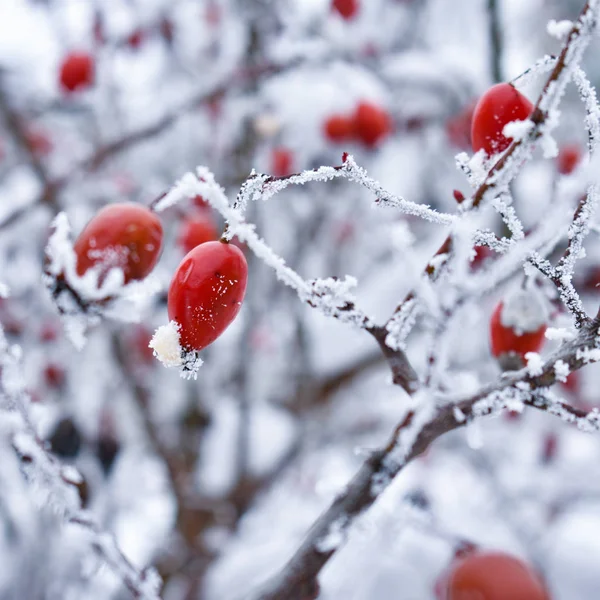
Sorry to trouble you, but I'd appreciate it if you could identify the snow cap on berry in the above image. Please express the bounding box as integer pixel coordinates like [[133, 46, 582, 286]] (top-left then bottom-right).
[[149, 321, 183, 367], [500, 287, 548, 335]]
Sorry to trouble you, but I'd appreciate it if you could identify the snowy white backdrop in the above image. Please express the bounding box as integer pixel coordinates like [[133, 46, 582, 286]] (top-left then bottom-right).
[[1, 0, 600, 599]]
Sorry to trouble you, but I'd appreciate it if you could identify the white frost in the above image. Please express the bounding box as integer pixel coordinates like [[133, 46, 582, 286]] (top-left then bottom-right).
[[554, 359, 570, 382], [547, 19, 573, 40], [545, 327, 576, 342], [503, 119, 534, 142], [500, 287, 549, 334], [525, 352, 544, 376], [149, 321, 184, 367]]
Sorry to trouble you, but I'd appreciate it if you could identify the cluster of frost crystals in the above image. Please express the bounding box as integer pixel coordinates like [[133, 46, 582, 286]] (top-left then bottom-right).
[[525, 352, 545, 376], [149, 321, 204, 380], [502, 119, 534, 144], [155, 168, 377, 332], [500, 287, 549, 334], [300, 276, 372, 327], [385, 299, 419, 351], [547, 19, 574, 40], [0, 325, 162, 600], [150, 321, 184, 368]]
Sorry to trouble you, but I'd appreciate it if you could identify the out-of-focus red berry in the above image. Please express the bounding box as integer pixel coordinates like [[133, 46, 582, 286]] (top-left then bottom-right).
[[353, 101, 392, 148], [178, 213, 219, 255], [127, 29, 145, 49], [25, 129, 53, 157], [59, 52, 95, 93], [332, 0, 359, 20], [44, 364, 66, 390], [443, 551, 549, 600], [40, 322, 59, 343], [324, 114, 355, 143], [271, 147, 294, 177], [557, 143, 582, 175]]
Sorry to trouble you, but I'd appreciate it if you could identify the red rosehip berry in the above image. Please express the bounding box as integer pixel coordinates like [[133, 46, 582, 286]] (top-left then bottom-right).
[[332, 0, 359, 20], [444, 551, 549, 600], [490, 290, 547, 361], [178, 213, 218, 255], [59, 52, 95, 93], [168, 241, 248, 352], [557, 143, 582, 175], [271, 147, 294, 177], [40, 321, 59, 342], [471, 83, 533, 156], [74, 203, 163, 285], [471, 245, 493, 269], [127, 29, 145, 49], [44, 364, 66, 390], [25, 128, 53, 156], [353, 101, 392, 148], [453, 189, 465, 203], [324, 114, 355, 143]]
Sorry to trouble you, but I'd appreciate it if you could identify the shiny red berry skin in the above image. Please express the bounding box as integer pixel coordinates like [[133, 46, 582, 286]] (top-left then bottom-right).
[[353, 101, 392, 148], [445, 552, 549, 600], [332, 0, 359, 19], [471, 83, 533, 155], [490, 301, 546, 358], [74, 203, 163, 284], [557, 143, 581, 175], [178, 213, 218, 255], [168, 241, 247, 352], [324, 115, 355, 143], [271, 148, 294, 177], [59, 52, 95, 93]]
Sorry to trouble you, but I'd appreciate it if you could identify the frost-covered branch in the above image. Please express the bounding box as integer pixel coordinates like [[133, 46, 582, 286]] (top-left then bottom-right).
[[0, 327, 162, 600], [232, 156, 456, 226], [249, 312, 600, 600]]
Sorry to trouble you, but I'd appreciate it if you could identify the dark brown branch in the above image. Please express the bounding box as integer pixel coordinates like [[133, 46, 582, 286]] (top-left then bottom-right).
[[251, 313, 600, 600], [387, 0, 598, 329]]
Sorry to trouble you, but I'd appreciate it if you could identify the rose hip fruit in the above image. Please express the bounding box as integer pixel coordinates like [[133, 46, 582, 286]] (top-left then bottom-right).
[[444, 551, 549, 600], [471, 83, 533, 156], [168, 241, 248, 352], [178, 213, 218, 255], [59, 52, 95, 93], [74, 203, 163, 285]]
